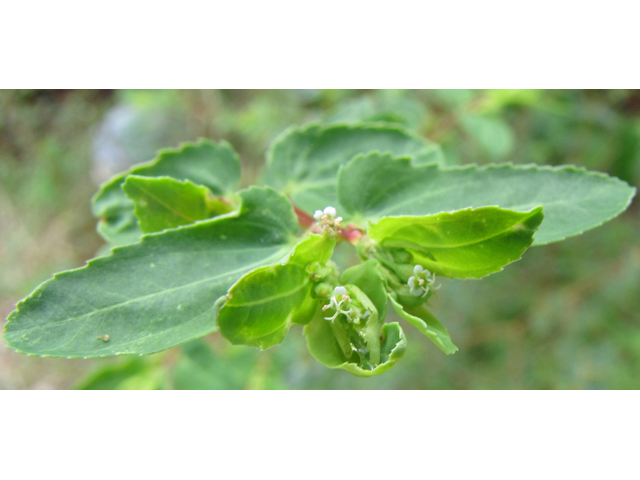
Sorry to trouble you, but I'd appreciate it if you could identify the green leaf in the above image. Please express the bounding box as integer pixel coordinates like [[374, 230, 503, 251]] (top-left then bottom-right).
[[264, 123, 445, 217], [122, 175, 234, 234], [2, 187, 298, 358], [368, 206, 544, 279], [388, 296, 458, 355], [92, 139, 241, 245], [217, 233, 336, 350], [304, 312, 407, 377], [339, 153, 636, 245]]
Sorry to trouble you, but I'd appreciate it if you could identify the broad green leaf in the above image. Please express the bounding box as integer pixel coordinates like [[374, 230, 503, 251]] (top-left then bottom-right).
[[122, 175, 234, 234], [2, 187, 298, 358], [304, 311, 407, 377], [388, 296, 457, 355], [368, 206, 544, 279], [340, 259, 388, 324], [92, 139, 241, 245], [264, 123, 445, 217], [339, 153, 636, 245], [217, 233, 336, 350]]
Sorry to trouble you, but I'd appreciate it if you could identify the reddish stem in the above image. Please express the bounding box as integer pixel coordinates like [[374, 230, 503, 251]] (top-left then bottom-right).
[[294, 205, 316, 228]]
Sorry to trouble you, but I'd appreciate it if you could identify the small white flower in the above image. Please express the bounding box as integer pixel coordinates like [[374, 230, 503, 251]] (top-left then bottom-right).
[[323, 285, 370, 324], [324, 285, 351, 322], [323, 206, 337, 217], [314, 206, 343, 235], [407, 264, 437, 297]]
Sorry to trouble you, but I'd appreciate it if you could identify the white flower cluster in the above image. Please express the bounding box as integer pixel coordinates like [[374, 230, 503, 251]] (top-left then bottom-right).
[[407, 264, 438, 297], [322, 286, 369, 325], [314, 206, 342, 234]]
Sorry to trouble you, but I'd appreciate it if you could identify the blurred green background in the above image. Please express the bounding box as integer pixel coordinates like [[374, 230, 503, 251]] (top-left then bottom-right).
[[1, 89, 638, 389]]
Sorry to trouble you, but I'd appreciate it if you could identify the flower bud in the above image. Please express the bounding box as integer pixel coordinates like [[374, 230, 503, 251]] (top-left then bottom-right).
[[314, 282, 332, 298]]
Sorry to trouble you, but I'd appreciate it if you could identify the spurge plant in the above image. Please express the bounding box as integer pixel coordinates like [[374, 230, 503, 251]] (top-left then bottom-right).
[[3, 123, 636, 377]]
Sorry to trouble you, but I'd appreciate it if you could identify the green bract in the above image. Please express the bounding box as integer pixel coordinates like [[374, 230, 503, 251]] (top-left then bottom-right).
[[218, 233, 336, 350], [123, 176, 235, 234], [388, 297, 457, 355], [2, 120, 636, 379], [368, 206, 544, 279], [305, 260, 407, 376]]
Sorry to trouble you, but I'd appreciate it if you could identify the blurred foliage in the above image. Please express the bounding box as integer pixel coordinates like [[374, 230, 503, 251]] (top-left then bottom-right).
[[1, 89, 639, 389]]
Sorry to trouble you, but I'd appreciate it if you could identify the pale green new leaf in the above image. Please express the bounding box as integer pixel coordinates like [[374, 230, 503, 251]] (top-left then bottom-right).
[[340, 323, 406, 377], [2, 187, 298, 358], [92, 139, 241, 245], [264, 123, 444, 216], [122, 176, 234, 234], [217, 233, 336, 350], [304, 314, 407, 377], [305, 263, 407, 377], [389, 296, 457, 355], [339, 153, 636, 245], [369, 206, 544, 279]]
